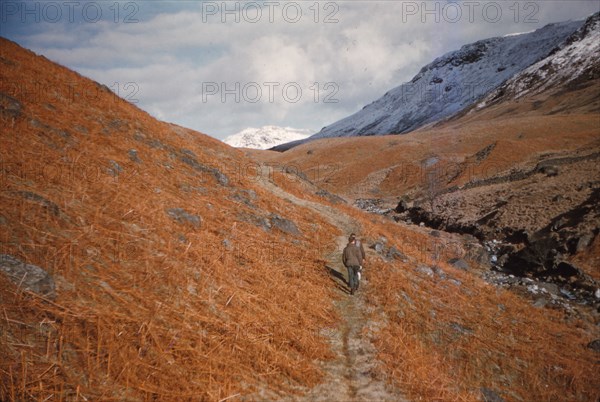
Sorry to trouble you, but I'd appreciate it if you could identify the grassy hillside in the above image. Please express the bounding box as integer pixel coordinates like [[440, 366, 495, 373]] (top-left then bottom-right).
[[0, 37, 341, 400], [1, 38, 599, 402]]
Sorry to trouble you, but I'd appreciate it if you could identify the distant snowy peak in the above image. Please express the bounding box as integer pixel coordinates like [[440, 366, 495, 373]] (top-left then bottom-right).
[[483, 12, 600, 103], [224, 126, 311, 150], [311, 19, 584, 140], [503, 30, 535, 38]]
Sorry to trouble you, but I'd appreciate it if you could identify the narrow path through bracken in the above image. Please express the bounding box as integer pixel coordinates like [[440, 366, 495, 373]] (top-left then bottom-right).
[[256, 169, 407, 401]]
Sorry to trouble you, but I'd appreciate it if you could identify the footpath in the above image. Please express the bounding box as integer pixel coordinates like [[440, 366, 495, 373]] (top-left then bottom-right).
[[256, 169, 407, 401]]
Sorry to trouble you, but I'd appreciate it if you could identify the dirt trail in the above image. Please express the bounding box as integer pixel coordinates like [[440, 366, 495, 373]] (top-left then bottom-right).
[[256, 170, 407, 402]]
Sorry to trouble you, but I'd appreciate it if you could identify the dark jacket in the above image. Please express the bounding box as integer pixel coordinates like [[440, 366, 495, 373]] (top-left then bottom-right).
[[343, 242, 362, 267]]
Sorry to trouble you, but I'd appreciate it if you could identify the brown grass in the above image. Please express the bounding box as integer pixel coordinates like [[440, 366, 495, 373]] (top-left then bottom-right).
[[343, 206, 600, 401], [257, 112, 600, 201], [1, 37, 340, 401], [1, 37, 598, 402]]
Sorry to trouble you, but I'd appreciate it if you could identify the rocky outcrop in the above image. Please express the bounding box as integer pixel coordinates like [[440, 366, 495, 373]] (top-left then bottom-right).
[[0, 254, 56, 300]]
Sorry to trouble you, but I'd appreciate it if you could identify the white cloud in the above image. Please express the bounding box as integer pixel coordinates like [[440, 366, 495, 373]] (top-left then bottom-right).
[[3, 1, 598, 139]]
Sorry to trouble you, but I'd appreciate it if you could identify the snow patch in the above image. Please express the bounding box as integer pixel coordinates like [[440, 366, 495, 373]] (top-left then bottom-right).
[[312, 19, 584, 139], [224, 126, 311, 150]]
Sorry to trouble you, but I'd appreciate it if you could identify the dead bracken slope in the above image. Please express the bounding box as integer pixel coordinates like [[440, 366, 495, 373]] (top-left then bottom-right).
[[1, 37, 599, 402], [0, 37, 341, 401]]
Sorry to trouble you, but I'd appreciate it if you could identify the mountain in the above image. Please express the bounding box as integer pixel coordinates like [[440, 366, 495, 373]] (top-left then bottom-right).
[[479, 12, 600, 107], [309, 19, 584, 140], [224, 125, 310, 149]]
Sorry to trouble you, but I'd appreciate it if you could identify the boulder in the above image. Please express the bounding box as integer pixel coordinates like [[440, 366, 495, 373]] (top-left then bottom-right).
[[416, 264, 434, 277], [587, 339, 600, 352], [166, 208, 202, 228], [270, 214, 301, 236], [0, 254, 56, 300], [448, 258, 469, 270], [128, 149, 142, 163], [481, 388, 505, 402]]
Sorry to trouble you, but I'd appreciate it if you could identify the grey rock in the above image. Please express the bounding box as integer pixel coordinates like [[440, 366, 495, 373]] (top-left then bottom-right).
[[551, 217, 569, 231], [177, 150, 229, 186], [270, 214, 300, 236], [10, 191, 61, 216], [315, 189, 346, 204], [231, 190, 257, 207], [481, 388, 505, 402], [432, 266, 447, 279], [448, 278, 462, 286], [399, 291, 414, 307], [371, 242, 385, 253], [0, 92, 22, 118], [107, 160, 123, 177], [449, 321, 473, 335], [538, 282, 560, 295], [576, 234, 594, 252], [222, 239, 233, 251], [0, 254, 56, 300], [448, 258, 469, 270], [166, 208, 202, 228], [538, 165, 559, 177], [386, 246, 407, 261], [587, 339, 600, 352], [560, 288, 576, 300], [497, 253, 509, 266], [128, 149, 141, 163], [416, 264, 434, 277]]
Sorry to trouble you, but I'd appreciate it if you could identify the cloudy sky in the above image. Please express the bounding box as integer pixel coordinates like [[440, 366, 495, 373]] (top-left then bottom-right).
[[2, 1, 598, 140]]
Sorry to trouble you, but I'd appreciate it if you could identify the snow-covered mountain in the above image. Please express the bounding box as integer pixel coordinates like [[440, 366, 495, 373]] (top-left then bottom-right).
[[224, 126, 311, 149], [311, 20, 584, 140], [480, 12, 600, 105]]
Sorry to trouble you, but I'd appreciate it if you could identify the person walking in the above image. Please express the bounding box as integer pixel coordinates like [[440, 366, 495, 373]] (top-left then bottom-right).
[[349, 233, 366, 289], [343, 235, 362, 295]]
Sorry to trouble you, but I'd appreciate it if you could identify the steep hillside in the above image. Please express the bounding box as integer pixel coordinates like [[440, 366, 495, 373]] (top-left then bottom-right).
[[480, 12, 600, 108], [2, 38, 599, 402], [0, 37, 341, 400], [307, 20, 583, 140]]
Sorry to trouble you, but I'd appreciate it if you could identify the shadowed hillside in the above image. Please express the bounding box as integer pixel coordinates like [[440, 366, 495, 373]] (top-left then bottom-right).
[[1, 38, 599, 402]]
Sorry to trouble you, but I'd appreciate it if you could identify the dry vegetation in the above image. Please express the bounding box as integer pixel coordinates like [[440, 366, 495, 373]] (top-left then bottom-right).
[[349, 208, 599, 401], [257, 110, 600, 202], [1, 37, 599, 402], [1, 38, 340, 401]]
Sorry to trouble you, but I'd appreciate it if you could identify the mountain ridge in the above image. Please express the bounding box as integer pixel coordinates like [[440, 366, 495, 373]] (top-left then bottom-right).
[[271, 17, 592, 152], [479, 12, 600, 107], [312, 19, 583, 139], [224, 125, 310, 149]]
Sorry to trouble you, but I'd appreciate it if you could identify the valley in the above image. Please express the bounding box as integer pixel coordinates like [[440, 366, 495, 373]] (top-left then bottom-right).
[[2, 11, 600, 402]]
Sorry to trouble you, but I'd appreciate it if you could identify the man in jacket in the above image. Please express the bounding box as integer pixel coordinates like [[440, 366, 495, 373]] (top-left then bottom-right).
[[350, 233, 366, 265], [343, 236, 362, 295]]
